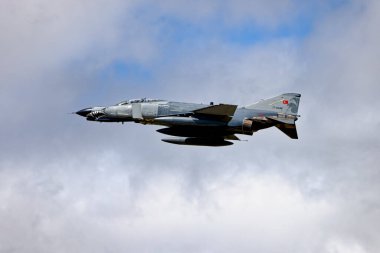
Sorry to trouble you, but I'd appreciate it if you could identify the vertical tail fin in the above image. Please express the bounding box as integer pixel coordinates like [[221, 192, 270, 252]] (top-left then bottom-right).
[[246, 93, 301, 115]]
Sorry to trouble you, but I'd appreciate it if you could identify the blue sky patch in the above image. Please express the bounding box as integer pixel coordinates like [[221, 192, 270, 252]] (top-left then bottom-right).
[[100, 61, 153, 82]]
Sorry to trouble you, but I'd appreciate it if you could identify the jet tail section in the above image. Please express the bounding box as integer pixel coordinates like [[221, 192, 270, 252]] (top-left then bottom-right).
[[246, 93, 301, 115]]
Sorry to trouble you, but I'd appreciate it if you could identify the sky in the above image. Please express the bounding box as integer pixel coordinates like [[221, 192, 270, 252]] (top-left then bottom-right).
[[1, 0, 380, 252]]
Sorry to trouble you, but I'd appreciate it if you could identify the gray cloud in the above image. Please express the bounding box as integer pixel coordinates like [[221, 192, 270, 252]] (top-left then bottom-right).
[[1, 0, 380, 252]]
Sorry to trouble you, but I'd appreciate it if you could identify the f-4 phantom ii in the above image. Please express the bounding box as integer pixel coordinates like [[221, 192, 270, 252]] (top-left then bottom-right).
[[76, 93, 301, 146]]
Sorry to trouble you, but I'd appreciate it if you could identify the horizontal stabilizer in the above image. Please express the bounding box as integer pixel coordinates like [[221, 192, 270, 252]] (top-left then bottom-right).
[[275, 124, 298, 139]]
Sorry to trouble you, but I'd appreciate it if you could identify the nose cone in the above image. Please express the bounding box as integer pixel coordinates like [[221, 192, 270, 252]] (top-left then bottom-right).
[[76, 108, 93, 117]]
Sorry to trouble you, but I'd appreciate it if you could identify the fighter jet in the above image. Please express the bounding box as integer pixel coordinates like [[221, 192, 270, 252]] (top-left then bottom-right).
[[76, 93, 301, 146]]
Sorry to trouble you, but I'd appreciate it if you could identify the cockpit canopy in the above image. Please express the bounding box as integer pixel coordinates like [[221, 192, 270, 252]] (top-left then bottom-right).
[[116, 98, 164, 106]]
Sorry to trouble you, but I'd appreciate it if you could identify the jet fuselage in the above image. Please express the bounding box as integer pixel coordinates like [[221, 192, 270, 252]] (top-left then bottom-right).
[[76, 94, 301, 146]]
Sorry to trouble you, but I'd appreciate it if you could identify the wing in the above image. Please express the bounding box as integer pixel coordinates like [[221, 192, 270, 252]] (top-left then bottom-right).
[[193, 104, 238, 122]]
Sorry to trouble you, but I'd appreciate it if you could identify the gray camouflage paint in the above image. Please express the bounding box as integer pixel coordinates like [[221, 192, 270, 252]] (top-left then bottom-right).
[[76, 93, 301, 146]]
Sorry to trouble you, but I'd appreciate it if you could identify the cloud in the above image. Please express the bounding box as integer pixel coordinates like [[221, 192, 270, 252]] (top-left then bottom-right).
[[0, 167, 334, 253], [1, 0, 380, 252]]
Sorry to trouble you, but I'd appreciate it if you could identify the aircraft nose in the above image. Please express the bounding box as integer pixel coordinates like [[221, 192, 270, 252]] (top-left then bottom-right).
[[76, 108, 93, 117]]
